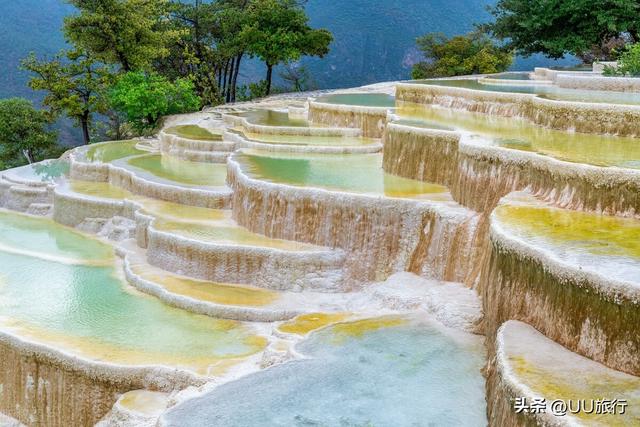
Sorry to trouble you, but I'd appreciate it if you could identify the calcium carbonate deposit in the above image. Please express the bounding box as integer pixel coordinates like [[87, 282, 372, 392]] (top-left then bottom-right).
[[0, 68, 639, 427]]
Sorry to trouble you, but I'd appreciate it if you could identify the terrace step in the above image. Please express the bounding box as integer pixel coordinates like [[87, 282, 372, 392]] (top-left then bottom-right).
[[121, 246, 343, 322], [484, 191, 640, 375], [489, 320, 640, 426], [143, 216, 346, 292]]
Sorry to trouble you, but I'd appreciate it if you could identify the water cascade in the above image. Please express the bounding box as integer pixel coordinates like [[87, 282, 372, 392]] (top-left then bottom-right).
[[0, 68, 638, 426]]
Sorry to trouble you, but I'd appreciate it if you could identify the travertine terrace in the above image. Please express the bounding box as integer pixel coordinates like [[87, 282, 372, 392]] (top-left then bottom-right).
[[0, 67, 639, 426]]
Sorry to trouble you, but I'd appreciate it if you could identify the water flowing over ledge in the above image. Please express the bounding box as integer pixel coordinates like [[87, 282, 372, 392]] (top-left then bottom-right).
[[1, 71, 639, 426], [222, 112, 362, 137], [383, 123, 640, 217], [396, 83, 640, 137], [227, 155, 483, 287], [308, 100, 390, 138], [69, 149, 232, 209]]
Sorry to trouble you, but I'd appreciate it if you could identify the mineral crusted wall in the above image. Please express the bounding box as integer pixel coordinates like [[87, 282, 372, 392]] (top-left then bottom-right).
[[223, 114, 361, 137], [382, 124, 459, 187], [144, 224, 347, 292], [485, 358, 536, 427], [308, 101, 389, 138], [159, 132, 234, 163], [224, 131, 383, 155], [53, 189, 126, 227], [383, 124, 640, 217], [480, 226, 640, 376], [555, 74, 640, 92], [227, 158, 483, 288], [68, 158, 231, 209], [0, 334, 202, 427], [396, 83, 640, 137]]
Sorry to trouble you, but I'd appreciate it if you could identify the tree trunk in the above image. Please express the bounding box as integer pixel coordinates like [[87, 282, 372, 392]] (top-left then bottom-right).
[[226, 57, 235, 103], [22, 149, 34, 164], [221, 59, 230, 99], [81, 112, 91, 145], [231, 53, 243, 103], [265, 63, 273, 95]]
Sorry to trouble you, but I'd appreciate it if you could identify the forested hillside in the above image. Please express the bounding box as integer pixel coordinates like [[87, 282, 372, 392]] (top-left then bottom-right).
[[0, 0, 572, 99]]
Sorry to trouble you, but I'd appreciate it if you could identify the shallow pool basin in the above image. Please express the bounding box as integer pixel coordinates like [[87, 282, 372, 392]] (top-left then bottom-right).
[[161, 316, 486, 426], [0, 211, 266, 374], [315, 93, 396, 108], [126, 154, 228, 187], [396, 102, 640, 169], [415, 78, 640, 105], [234, 150, 451, 199]]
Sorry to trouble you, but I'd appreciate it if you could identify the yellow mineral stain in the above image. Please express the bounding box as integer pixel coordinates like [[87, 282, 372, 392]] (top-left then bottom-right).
[[0, 319, 267, 376], [153, 219, 317, 251], [396, 101, 640, 169], [118, 390, 168, 416], [278, 313, 351, 336], [241, 131, 378, 147], [495, 204, 640, 259], [136, 198, 228, 223], [131, 262, 279, 307], [329, 316, 407, 343], [165, 125, 223, 141], [510, 356, 640, 426], [69, 180, 132, 200]]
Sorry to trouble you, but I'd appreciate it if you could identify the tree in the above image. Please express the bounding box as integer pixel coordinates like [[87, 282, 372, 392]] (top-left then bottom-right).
[[411, 31, 513, 79], [161, 0, 251, 104], [280, 62, 314, 92], [241, 0, 332, 95], [486, 0, 640, 62], [604, 42, 640, 76], [64, 0, 180, 72], [22, 50, 113, 145], [109, 71, 201, 131], [0, 99, 58, 168]]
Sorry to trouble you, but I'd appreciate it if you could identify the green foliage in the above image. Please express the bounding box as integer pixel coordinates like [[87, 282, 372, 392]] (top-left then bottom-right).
[[160, 0, 226, 105], [0, 98, 59, 168], [603, 43, 640, 77], [412, 31, 513, 79], [487, 0, 640, 62], [241, 0, 332, 94], [64, 0, 180, 72], [109, 71, 201, 132], [236, 80, 270, 101], [22, 49, 113, 145]]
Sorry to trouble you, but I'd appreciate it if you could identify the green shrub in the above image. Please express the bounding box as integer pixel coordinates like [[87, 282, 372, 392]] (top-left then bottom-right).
[[109, 72, 201, 132], [412, 31, 513, 79], [603, 43, 640, 77]]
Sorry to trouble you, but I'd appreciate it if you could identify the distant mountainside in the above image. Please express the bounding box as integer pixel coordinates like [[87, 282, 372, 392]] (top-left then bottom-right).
[[0, 0, 72, 99], [0, 0, 574, 99]]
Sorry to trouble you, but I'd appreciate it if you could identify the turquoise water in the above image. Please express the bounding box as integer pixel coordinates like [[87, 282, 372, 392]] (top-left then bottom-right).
[[235, 150, 450, 198], [161, 317, 486, 427], [125, 154, 228, 187], [86, 140, 144, 163], [316, 93, 396, 107], [0, 211, 112, 262], [0, 211, 265, 371], [486, 72, 532, 81], [6, 159, 69, 183], [416, 78, 640, 105]]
